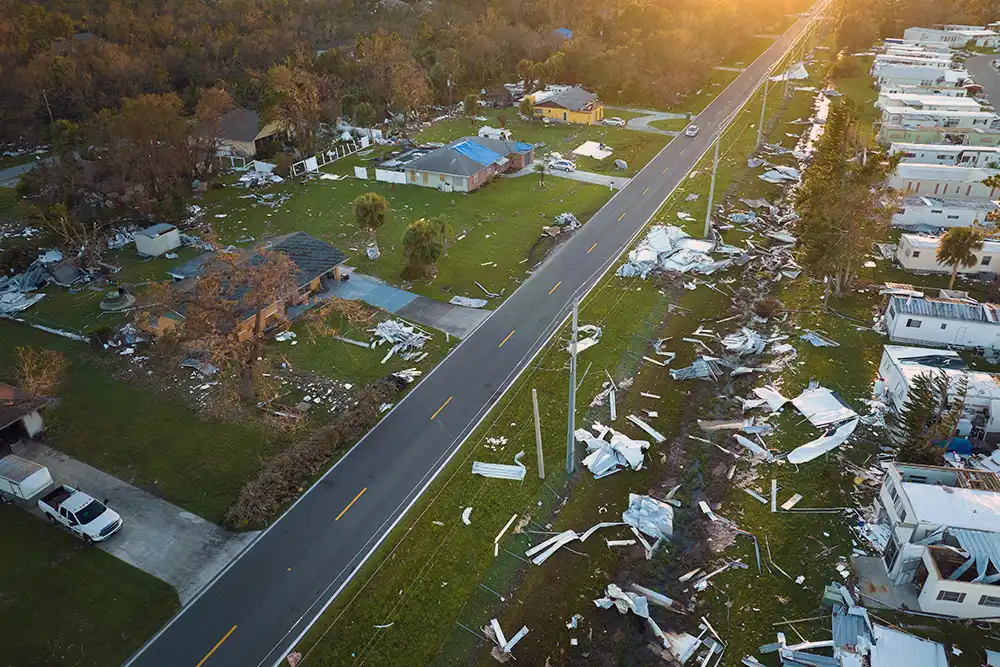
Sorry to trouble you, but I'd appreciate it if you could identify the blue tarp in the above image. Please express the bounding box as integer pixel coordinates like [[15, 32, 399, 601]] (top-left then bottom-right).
[[452, 140, 504, 166], [934, 437, 973, 455], [554, 28, 573, 40], [514, 142, 534, 153]]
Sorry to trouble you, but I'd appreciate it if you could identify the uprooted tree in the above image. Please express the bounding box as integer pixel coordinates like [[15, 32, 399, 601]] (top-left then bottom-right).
[[138, 243, 300, 400], [796, 100, 900, 297], [14, 346, 66, 399], [893, 370, 966, 466]]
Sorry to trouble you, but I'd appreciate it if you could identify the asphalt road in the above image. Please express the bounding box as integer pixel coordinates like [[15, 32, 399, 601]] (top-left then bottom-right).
[[126, 9, 823, 667], [966, 55, 1000, 107]]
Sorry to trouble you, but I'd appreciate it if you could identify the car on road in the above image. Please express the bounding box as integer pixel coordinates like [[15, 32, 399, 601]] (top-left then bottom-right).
[[684, 124, 700, 137], [549, 159, 577, 172], [39, 484, 123, 543], [604, 117, 627, 127]]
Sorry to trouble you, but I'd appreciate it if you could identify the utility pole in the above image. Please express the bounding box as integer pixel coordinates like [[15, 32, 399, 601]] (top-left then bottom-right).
[[703, 135, 720, 239], [565, 299, 578, 475], [533, 388, 545, 479], [42, 89, 54, 126], [756, 77, 769, 149]]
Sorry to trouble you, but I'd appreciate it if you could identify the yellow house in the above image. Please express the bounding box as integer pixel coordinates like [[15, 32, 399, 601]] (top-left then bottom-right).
[[531, 87, 604, 125]]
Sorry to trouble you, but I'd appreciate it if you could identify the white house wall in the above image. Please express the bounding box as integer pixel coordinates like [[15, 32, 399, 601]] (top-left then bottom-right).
[[918, 549, 1000, 619], [897, 237, 1000, 272]]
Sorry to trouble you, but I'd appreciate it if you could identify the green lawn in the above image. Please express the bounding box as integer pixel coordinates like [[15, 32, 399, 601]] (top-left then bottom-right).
[[0, 506, 178, 667], [197, 166, 611, 305], [412, 107, 669, 176], [668, 69, 742, 115], [725, 35, 777, 67]]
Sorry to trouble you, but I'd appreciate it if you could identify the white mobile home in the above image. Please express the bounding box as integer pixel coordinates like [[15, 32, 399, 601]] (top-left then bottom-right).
[[884, 109, 998, 130], [903, 27, 975, 46], [897, 234, 1000, 272], [883, 38, 953, 54], [875, 462, 1000, 619], [893, 196, 1000, 228], [874, 65, 969, 89], [879, 83, 968, 97], [888, 164, 1000, 199], [878, 93, 980, 114], [884, 295, 1000, 348], [890, 142, 1000, 168], [878, 124, 1000, 147], [873, 54, 954, 73]]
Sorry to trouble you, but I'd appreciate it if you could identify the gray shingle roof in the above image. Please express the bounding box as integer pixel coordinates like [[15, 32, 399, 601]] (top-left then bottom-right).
[[404, 146, 488, 177], [891, 295, 991, 322], [466, 136, 532, 155], [261, 232, 348, 287], [219, 108, 262, 143], [535, 87, 599, 112]]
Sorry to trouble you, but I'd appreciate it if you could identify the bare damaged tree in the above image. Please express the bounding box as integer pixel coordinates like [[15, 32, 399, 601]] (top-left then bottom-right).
[[14, 346, 67, 399], [139, 245, 300, 400]]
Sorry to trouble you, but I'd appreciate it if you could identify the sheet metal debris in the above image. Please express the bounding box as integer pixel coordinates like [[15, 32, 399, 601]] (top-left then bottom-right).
[[790, 385, 857, 427], [670, 356, 725, 381], [799, 330, 839, 347], [472, 451, 527, 481], [576, 426, 650, 478], [525, 521, 623, 565], [626, 414, 666, 443], [484, 618, 529, 662], [617, 225, 733, 279], [569, 324, 602, 354], [622, 493, 674, 542], [721, 328, 766, 356], [787, 418, 859, 464], [449, 295, 488, 308], [370, 319, 432, 363]]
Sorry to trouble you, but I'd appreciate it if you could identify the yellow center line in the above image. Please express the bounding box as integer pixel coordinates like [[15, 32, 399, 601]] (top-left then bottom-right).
[[587, 242, 598, 254], [642, 187, 649, 195], [335, 487, 368, 521], [499, 330, 516, 348], [431, 396, 452, 420], [195, 625, 238, 667], [662, 167, 669, 174], [548, 281, 561, 295], [617, 212, 626, 222], [680, 148, 686, 155]]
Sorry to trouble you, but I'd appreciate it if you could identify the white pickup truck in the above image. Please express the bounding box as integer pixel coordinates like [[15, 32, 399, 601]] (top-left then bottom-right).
[[38, 485, 123, 543]]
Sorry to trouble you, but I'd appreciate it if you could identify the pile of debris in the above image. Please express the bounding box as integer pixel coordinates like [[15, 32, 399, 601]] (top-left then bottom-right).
[[238, 170, 284, 187], [0, 250, 92, 315], [617, 226, 736, 279], [370, 319, 432, 363], [574, 424, 650, 478]]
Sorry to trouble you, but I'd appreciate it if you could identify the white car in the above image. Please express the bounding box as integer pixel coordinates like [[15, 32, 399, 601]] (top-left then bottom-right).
[[685, 124, 700, 137], [604, 117, 627, 127], [549, 159, 577, 172]]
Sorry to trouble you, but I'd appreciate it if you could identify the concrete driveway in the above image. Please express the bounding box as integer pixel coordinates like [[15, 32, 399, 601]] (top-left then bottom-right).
[[605, 105, 690, 136], [966, 55, 1000, 107], [14, 440, 257, 605], [507, 164, 631, 189]]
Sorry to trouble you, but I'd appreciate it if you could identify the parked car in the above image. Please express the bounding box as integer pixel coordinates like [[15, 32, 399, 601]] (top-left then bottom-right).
[[549, 159, 577, 172], [38, 485, 123, 543], [604, 117, 627, 127], [684, 124, 700, 137]]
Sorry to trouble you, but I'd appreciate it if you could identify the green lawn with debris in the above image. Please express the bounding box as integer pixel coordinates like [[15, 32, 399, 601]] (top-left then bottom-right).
[[292, 40, 999, 667], [0, 505, 178, 667], [195, 167, 611, 306], [649, 117, 691, 132]]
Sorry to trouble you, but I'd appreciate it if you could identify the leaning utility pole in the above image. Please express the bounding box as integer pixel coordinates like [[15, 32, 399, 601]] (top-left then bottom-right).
[[533, 388, 545, 480], [756, 77, 770, 149], [565, 299, 579, 474], [703, 135, 721, 239]]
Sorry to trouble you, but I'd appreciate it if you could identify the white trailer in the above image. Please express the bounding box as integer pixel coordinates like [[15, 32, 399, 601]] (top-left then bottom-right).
[[0, 454, 53, 500]]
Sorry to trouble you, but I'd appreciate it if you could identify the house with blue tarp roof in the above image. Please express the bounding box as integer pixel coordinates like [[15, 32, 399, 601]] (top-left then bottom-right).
[[402, 135, 535, 192]]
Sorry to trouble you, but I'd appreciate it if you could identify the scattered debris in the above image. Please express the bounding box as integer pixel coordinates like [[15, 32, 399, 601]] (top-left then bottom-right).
[[569, 324, 602, 354], [371, 319, 432, 363], [483, 618, 529, 663], [576, 426, 650, 478], [787, 418, 859, 464], [799, 330, 839, 347], [450, 296, 488, 308], [472, 451, 527, 481], [626, 414, 666, 443], [462, 507, 473, 525]]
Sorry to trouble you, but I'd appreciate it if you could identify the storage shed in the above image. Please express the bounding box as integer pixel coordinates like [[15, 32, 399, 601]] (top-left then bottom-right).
[[134, 223, 181, 257]]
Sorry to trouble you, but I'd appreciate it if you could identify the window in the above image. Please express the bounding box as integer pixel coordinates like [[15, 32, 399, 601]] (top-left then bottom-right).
[[931, 209, 944, 214], [948, 214, 960, 219], [980, 595, 1000, 607], [937, 590, 967, 603], [906, 319, 922, 328], [941, 323, 948, 329], [984, 256, 993, 266], [912, 251, 921, 258], [937, 154, 951, 159]]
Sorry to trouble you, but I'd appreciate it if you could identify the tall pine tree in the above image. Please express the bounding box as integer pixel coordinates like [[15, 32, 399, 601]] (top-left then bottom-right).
[[893, 370, 966, 465]]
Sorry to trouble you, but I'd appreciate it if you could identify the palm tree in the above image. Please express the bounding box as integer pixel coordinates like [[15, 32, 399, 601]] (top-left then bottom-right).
[[936, 226, 984, 288], [534, 162, 546, 187], [403, 216, 451, 277], [353, 192, 390, 246]]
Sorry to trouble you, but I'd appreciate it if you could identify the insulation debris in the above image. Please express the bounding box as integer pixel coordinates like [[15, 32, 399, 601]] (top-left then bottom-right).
[[472, 451, 527, 481], [569, 324, 602, 354], [721, 328, 766, 356], [787, 418, 859, 464]]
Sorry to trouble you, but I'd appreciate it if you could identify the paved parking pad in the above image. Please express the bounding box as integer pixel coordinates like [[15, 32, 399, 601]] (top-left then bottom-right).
[[14, 440, 257, 605]]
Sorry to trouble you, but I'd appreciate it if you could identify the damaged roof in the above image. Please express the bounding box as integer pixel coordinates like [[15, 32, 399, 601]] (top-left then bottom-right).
[[0, 383, 51, 430], [533, 86, 600, 112], [889, 295, 1000, 323]]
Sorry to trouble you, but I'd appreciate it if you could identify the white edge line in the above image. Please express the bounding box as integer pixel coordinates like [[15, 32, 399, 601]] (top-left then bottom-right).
[[267, 13, 820, 667], [123, 11, 819, 667]]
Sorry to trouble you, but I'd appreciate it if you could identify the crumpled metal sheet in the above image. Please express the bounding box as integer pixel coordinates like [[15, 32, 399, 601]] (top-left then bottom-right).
[[449, 295, 488, 308], [594, 584, 649, 618], [787, 417, 859, 464], [577, 427, 650, 478], [525, 521, 623, 565], [472, 451, 526, 481], [670, 356, 724, 381], [800, 330, 839, 347], [622, 493, 673, 541], [791, 385, 857, 427]]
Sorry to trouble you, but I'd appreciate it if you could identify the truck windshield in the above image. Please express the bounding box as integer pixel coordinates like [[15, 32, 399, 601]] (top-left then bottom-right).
[[75, 500, 107, 525]]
